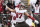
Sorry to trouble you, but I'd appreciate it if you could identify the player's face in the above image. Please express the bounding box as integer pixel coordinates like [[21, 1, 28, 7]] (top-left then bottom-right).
[[19, 5, 24, 10]]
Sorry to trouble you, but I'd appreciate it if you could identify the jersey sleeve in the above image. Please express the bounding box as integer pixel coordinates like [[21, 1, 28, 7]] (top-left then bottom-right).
[[11, 12, 16, 16], [24, 10, 27, 12], [15, 7, 19, 12]]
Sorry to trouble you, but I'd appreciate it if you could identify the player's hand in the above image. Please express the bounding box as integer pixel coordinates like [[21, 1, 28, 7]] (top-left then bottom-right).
[[34, 20, 39, 24]]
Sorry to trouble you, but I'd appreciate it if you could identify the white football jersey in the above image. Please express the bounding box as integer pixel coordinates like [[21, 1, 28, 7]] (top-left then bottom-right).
[[35, 7, 39, 13], [32, 4, 40, 13], [16, 10, 27, 22], [11, 12, 16, 24]]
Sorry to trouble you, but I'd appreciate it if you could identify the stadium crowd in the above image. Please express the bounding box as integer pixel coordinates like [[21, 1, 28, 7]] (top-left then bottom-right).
[[0, 0, 40, 27], [0, 0, 22, 27]]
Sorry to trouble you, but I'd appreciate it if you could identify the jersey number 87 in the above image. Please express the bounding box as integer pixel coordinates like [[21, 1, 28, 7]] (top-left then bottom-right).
[[13, 13, 22, 20]]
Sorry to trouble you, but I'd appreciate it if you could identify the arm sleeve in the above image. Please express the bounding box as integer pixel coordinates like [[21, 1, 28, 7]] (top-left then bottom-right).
[[28, 15, 35, 21], [24, 10, 27, 12], [15, 7, 19, 12], [32, 4, 35, 8], [11, 12, 16, 16]]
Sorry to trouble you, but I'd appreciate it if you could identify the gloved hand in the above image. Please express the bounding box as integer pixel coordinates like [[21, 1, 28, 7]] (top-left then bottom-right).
[[34, 20, 39, 24]]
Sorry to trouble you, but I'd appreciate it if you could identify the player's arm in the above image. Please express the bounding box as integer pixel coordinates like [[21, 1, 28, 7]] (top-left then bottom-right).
[[6, 2, 16, 12], [31, 3, 35, 8], [24, 12, 35, 21], [24, 12, 39, 24], [6, 5, 16, 12]]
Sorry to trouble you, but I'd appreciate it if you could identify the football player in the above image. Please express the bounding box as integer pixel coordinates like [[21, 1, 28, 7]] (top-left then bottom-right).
[[11, 12, 16, 27], [6, 3, 39, 27], [6, 0, 16, 27]]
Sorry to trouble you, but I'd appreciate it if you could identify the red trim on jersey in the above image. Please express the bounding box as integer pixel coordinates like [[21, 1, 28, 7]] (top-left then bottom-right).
[[16, 4, 19, 8], [35, 13, 39, 14], [28, 15, 35, 21], [16, 4, 21, 8]]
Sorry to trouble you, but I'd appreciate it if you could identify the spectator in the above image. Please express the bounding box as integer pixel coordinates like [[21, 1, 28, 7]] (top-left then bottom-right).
[[3, 0, 8, 14], [0, 11, 5, 16], [6, 11, 9, 14], [32, 3, 40, 15], [8, 20, 11, 27], [30, 6, 34, 17], [1, 11, 4, 14], [0, 0, 3, 12], [7, 0, 15, 9]]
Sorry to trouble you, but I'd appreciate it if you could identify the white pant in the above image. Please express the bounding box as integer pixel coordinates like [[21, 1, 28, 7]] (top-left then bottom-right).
[[25, 18, 33, 26], [11, 20, 15, 27], [11, 24, 15, 27], [11, 20, 16, 27]]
